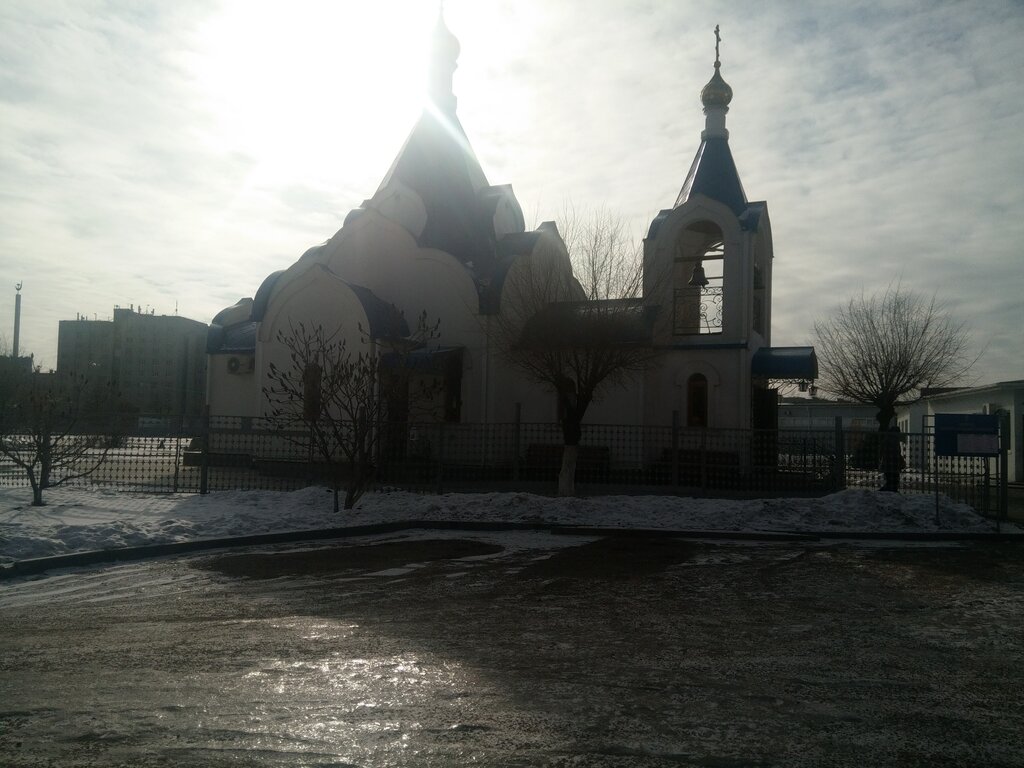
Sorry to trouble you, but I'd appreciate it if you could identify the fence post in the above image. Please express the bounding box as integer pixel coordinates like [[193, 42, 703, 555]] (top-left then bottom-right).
[[172, 414, 181, 494], [833, 416, 846, 490], [999, 411, 1010, 526], [199, 405, 209, 495], [435, 421, 445, 495], [513, 403, 521, 482], [671, 410, 680, 488], [699, 428, 708, 491]]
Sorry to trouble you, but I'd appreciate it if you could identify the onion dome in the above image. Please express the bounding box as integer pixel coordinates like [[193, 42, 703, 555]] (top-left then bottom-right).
[[701, 61, 733, 109], [701, 25, 732, 109]]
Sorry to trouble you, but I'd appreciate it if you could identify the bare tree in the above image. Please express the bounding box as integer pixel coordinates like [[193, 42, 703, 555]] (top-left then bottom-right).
[[0, 369, 120, 506], [496, 206, 657, 495], [813, 283, 978, 429], [263, 313, 440, 511]]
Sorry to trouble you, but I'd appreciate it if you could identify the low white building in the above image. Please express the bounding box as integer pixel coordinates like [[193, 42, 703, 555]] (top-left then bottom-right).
[[897, 381, 1023, 482], [779, 398, 876, 431]]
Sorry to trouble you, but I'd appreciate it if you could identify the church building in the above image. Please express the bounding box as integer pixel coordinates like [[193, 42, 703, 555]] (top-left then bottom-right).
[[205, 16, 815, 441]]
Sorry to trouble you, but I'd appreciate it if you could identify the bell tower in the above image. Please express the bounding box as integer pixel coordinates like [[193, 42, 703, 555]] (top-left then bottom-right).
[[644, 25, 770, 349], [641, 26, 778, 429]]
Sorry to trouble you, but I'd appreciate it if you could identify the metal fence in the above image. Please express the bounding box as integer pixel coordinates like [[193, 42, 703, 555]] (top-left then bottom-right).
[[0, 413, 1007, 517], [0, 415, 201, 494]]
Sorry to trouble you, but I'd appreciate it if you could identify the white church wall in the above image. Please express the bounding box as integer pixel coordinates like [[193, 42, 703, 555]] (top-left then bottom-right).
[[325, 210, 482, 345], [486, 231, 587, 426], [372, 179, 429, 238], [257, 263, 373, 419], [207, 353, 259, 418], [643, 350, 751, 430], [307, 209, 496, 423]]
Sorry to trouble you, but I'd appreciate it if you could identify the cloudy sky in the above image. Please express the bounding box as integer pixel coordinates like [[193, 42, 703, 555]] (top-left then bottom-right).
[[1, 0, 1021, 386]]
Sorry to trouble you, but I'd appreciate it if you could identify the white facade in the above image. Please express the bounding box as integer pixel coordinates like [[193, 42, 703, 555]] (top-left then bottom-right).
[[779, 398, 877, 430], [897, 381, 1024, 482]]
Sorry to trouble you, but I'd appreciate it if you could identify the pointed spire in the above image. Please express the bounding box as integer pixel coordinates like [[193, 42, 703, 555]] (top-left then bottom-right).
[[674, 26, 747, 214], [700, 25, 732, 139], [428, 4, 460, 113]]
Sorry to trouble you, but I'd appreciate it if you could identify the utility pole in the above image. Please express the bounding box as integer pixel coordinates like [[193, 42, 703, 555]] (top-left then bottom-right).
[[13, 282, 22, 358]]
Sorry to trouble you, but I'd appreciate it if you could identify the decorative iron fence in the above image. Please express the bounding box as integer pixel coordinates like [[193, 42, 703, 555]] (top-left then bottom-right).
[[0, 413, 1008, 518]]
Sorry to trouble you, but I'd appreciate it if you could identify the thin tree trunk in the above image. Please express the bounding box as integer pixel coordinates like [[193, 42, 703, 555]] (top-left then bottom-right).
[[558, 444, 578, 497], [28, 474, 43, 506], [558, 404, 584, 498], [40, 435, 52, 490]]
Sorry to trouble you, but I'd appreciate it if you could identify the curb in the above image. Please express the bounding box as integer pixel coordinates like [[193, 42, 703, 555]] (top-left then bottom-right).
[[2, 521, 1022, 580]]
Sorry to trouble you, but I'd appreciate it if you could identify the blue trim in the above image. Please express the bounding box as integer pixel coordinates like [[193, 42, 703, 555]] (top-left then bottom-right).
[[751, 347, 818, 379]]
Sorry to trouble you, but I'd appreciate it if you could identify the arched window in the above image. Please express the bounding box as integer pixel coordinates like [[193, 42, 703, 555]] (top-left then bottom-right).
[[673, 221, 724, 335], [687, 373, 708, 428]]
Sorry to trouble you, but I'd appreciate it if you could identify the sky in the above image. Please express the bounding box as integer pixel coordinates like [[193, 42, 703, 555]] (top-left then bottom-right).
[[1, 0, 1022, 385]]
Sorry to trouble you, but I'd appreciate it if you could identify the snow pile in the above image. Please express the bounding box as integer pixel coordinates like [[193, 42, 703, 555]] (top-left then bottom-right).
[[0, 485, 1011, 565]]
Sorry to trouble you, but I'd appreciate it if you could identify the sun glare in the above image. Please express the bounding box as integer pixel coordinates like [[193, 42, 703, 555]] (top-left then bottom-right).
[[187, 0, 438, 189]]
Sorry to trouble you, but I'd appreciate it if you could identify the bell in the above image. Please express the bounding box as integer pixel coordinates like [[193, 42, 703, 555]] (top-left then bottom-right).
[[688, 262, 709, 288]]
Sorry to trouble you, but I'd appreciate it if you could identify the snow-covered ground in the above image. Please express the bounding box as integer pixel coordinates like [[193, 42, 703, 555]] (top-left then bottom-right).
[[0, 484, 1015, 565]]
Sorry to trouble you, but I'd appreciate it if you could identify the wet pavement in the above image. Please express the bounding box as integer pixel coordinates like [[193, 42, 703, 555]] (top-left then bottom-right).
[[1, 531, 1023, 766]]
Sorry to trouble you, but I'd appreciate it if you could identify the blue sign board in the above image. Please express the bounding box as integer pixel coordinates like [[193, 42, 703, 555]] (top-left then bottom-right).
[[934, 413, 1000, 457]]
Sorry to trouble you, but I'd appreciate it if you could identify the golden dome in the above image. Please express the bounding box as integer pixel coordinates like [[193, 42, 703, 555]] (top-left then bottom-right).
[[701, 62, 733, 108]]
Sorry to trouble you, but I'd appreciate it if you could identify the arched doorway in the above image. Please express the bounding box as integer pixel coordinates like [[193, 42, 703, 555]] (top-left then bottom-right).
[[687, 373, 708, 428]]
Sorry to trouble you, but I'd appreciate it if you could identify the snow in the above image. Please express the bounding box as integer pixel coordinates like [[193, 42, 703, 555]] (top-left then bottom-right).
[[0, 484, 1013, 565]]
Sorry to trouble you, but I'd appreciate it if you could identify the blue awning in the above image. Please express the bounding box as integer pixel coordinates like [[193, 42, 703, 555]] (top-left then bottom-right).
[[751, 347, 818, 380]]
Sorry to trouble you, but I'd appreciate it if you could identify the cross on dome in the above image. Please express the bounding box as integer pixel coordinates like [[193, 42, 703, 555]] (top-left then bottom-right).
[[701, 24, 733, 110]]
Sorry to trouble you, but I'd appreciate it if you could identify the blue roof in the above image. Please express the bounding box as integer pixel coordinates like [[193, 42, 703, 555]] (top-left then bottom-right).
[[751, 347, 818, 380], [675, 136, 748, 216], [207, 279, 408, 353], [344, 282, 409, 340], [206, 321, 257, 354], [252, 270, 286, 322]]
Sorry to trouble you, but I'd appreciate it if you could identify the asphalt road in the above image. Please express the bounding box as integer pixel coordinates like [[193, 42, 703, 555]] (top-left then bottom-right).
[[1, 532, 1022, 767]]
